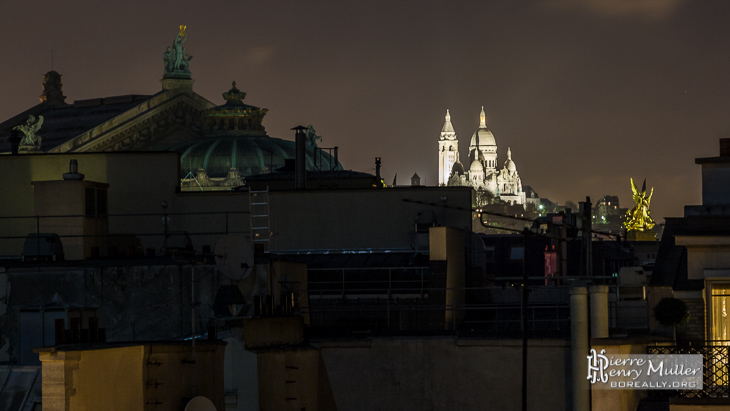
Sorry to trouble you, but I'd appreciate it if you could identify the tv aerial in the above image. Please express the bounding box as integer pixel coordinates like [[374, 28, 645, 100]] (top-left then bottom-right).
[[215, 234, 254, 281]]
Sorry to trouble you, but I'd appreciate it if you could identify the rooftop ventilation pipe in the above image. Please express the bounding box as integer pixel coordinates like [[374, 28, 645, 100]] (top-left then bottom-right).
[[292, 126, 306, 189], [62, 159, 85, 180]]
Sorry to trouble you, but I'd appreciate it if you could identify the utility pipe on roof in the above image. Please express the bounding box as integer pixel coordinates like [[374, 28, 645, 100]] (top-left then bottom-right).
[[570, 286, 590, 411], [292, 126, 306, 190]]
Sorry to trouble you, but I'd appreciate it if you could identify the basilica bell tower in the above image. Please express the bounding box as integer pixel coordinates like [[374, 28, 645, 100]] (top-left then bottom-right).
[[438, 110, 459, 186]]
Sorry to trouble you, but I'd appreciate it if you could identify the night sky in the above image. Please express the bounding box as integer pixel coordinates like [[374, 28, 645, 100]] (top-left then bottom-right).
[[2, 0, 730, 222]]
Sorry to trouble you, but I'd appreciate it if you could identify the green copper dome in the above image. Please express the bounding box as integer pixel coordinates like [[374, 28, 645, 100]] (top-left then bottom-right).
[[171, 135, 342, 178], [169, 81, 342, 179]]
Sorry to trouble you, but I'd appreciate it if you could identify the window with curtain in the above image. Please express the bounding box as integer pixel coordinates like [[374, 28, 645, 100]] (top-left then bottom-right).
[[711, 283, 730, 342]]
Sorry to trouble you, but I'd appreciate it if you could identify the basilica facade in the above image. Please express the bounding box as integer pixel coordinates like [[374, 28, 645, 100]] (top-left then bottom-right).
[[438, 108, 525, 206]]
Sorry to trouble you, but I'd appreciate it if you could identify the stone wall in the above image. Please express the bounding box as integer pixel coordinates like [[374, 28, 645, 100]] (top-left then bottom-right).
[[678, 297, 706, 341], [318, 337, 571, 411]]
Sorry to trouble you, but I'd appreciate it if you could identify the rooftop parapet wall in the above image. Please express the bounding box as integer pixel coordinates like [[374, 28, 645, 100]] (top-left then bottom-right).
[[37, 341, 225, 411], [319, 337, 570, 411]]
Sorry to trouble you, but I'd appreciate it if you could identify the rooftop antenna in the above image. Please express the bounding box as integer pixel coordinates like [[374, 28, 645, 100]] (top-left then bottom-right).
[[171, 250, 209, 399], [181, 155, 203, 191], [215, 234, 256, 316], [215, 234, 254, 281]]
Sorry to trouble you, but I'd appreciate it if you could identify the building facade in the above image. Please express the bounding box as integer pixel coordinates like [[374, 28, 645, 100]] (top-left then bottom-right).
[[0, 32, 341, 191]]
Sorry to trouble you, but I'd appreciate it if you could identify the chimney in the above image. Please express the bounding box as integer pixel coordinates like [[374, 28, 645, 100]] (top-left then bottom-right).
[[721, 138, 730, 157], [579, 196, 592, 277], [62, 159, 85, 180], [375, 157, 382, 181], [292, 126, 307, 189]]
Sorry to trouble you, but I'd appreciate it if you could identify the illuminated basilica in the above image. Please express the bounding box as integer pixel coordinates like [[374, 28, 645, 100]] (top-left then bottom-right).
[[438, 107, 525, 206]]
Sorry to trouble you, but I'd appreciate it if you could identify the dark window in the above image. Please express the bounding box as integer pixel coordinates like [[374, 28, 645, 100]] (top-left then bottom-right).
[[85, 188, 96, 216], [97, 190, 108, 216], [85, 188, 108, 217]]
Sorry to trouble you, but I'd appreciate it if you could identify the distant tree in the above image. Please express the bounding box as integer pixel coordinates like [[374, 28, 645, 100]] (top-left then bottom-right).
[[654, 297, 690, 341], [475, 188, 504, 208], [606, 213, 623, 230], [524, 202, 540, 220], [654, 298, 690, 327], [538, 198, 556, 213]]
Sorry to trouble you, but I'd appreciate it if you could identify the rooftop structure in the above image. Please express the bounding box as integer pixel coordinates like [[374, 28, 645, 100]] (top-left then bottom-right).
[[0, 29, 342, 191]]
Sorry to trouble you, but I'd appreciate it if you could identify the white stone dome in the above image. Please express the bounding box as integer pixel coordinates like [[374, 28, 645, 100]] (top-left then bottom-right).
[[504, 159, 516, 172], [470, 128, 496, 148], [504, 147, 517, 172], [451, 160, 465, 175], [469, 107, 496, 147]]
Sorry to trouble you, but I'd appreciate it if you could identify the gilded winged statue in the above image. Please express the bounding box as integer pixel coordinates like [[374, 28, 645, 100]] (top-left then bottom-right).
[[624, 178, 655, 231]]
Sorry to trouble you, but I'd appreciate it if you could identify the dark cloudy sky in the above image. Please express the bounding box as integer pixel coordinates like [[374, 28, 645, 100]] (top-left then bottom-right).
[[2, 0, 730, 222]]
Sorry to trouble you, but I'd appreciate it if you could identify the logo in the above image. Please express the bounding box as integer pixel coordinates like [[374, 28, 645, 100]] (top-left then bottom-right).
[[587, 349, 703, 389]]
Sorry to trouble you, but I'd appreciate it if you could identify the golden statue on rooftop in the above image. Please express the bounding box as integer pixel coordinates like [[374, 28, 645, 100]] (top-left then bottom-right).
[[624, 178, 655, 231]]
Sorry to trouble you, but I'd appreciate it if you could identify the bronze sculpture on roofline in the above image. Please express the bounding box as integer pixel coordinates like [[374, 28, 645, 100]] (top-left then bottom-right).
[[163, 25, 193, 79]]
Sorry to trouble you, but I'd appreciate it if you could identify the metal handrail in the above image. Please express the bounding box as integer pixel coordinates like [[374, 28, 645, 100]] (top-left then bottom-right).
[[648, 344, 730, 399]]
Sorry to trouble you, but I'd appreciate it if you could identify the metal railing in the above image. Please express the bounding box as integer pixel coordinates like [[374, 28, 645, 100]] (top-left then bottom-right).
[[648, 342, 730, 398], [0, 211, 249, 258], [305, 267, 576, 338]]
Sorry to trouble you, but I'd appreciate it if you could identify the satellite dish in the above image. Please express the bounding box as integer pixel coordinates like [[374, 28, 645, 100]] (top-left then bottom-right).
[[184, 396, 217, 411], [215, 234, 254, 280]]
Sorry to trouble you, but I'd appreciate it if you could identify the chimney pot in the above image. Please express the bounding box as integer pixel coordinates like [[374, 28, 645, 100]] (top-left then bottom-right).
[[62, 159, 85, 180], [720, 138, 730, 157]]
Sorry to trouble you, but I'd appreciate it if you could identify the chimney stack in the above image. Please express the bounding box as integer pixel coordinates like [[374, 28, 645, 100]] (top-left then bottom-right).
[[720, 138, 730, 157], [62, 159, 85, 180]]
